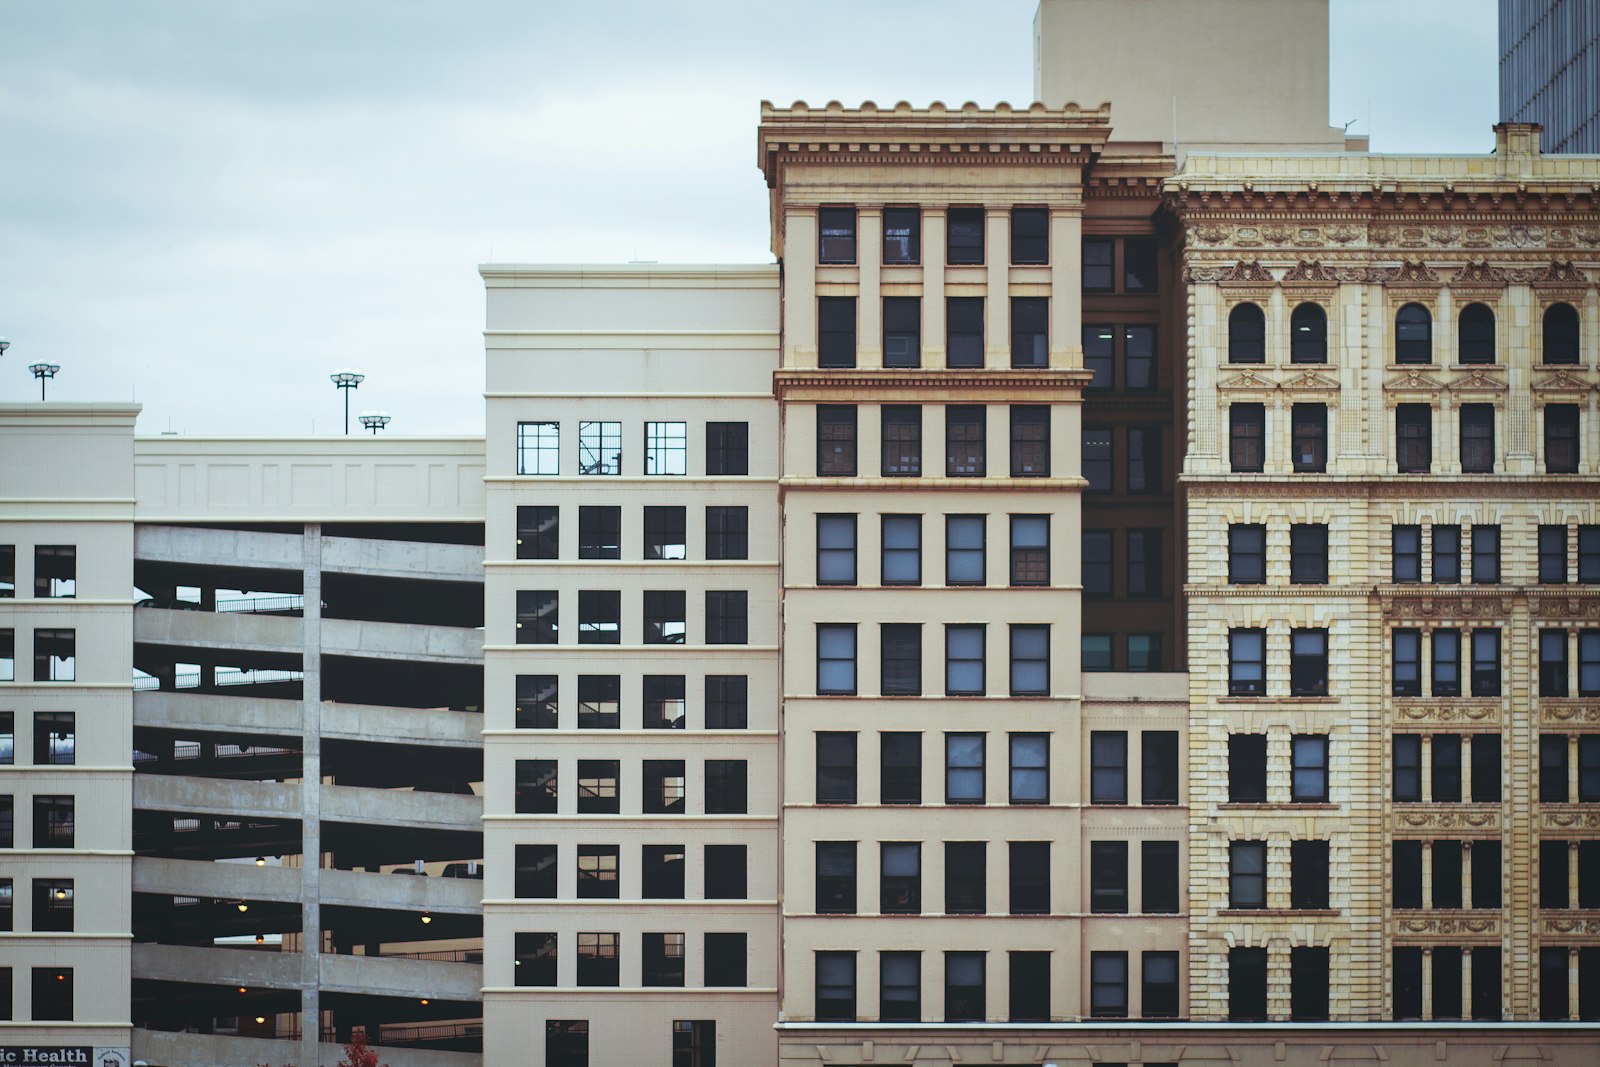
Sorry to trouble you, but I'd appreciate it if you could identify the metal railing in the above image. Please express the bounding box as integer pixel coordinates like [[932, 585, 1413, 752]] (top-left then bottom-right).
[[377, 947, 483, 964]]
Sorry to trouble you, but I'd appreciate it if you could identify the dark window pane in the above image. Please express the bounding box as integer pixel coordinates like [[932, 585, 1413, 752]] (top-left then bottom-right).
[[1228, 303, 1265, 363]]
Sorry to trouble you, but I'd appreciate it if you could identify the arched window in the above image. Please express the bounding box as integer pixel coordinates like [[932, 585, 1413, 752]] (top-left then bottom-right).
[[1289, 303, 1327, 364], [1544, 302, 1580, 365], [1458, 303, 1496, 365], [1228, 303, 1265, 364], [1395, 303, 1432, 364]]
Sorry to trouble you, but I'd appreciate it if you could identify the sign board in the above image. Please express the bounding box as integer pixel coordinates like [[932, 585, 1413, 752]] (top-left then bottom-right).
[[0, 1050, 128, 1067]]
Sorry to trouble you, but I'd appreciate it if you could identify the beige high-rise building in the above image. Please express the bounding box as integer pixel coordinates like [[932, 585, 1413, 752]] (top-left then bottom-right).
[[4, 2, 1600, 1066]]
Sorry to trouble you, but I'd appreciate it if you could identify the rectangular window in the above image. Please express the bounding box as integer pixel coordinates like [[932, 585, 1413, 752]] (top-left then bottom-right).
[[31, 546, 74, 599], [1393, 840, 1423, 908], [1009, 733, 1049, 804], [1472, 525, 1501, 584], [1472, 947, 1503, 1020], [1541, 524, 1569, 584], [705, 506, 748, 561], [1142, 840, 1180, 914], [945, 841, 986, 914], [1229, 628, 1266, 696], [1082, 633, 1112, 671], [0, 545, 12, 597], [1547, 404, 1581, 472], [518, 588, 563, 646], [1291, 946, 1331, 1022], [815, 952, 857, 1022], [1473, 840, 1503, 909], [1083, 237, 1114, 292], [1582, 735, 1600, 802], [946, 297, 984, 368], [515, 934, 560, 985], [1393, 735, 1422, 802], [880, 405, 921, 476], [1127, 528, 1162, 596], [881, 842, 921, 914], [1394, 947, 1423, 1019], [1124, 238, 1157, 292], [1142, 731, 1180, 805], [578, 590, 621, 644], [880, 952, 920, 1021], [816, 732, 857, 805], [672, 1021, 715, 1067], [1433, 524, 1462, 583], [1291, 840, 1331, 909], [943, 952, 985, 1022], [816, 514, 857, 585], [643, 506, 686, 561], [1082, 529, 1112, 597], [31, 968, 72, 1022], [704, 844, 747, 899], [816, 842, 856, 914], [817, 624, 856, 694], [1010, 951, 1051, 1022], [1090, 840, 1129, 913], [576, 758, 622, 813], [1228, 734, 1268, 803], [1434, 840, 1464, 908], [514, 844, 557, 898], [818, 297, 857, 368], [1433, 946, 1464, 1021], [1124, 325, 1156, 390], [947, 207, 984, 264], [819, 206, 856, 263], [945, 733, 985, 804], [1540, 947, 1569, 1020], [642, 760, 686, 814], [644, 421, 687, 476], [577, 505, 620, 559], [642, 932, 686, 987], [33, 630, 74, 682], [578, 421, 622, 475], [1083, 323, 1114, 389], [1142, 951, 1180, 1019], [515, 671, 560, 729], [1230, 403, 1265, 473], [1229, 841, 1267, 908], [1229, 524, 1266, 584], [0, 713, 10, 765], [32, 879, 73, 933], [1009, 841, 1050, 915], [1127, 426, 1163, 492], [817, 404, 857, 476], [1291, 403, 1327, 471], [1582, 525, 1600, 582], [576, 846, 620, 899], [1090, 952, 1128, 1017], [516, 421, 559, 475], [705, 932, 747, 987], [1431, 628, 1462, 696], [1582, 841, 1600, 908], [881, 515, 921, 586], [1460, 404, 1496, 473], [576, 931, 619, 987], [1091, 731, 1128, 804], [704, 759, 747, 814], [0, 797, 9, 849], [705, 421, 749, 475], [1292, 734, 1330, 802], [642, 675, 686, 730], [945, 624, 986, 695], [880, 732, 921, 804], [1542, 629, 1571, 697], [705, 675, 747, 730], [945, 405, 986, 475], [1229, 948, 1268, 1021], [1009, 406, 1050, 476], [1083, 427, 1113, 490], [1291, 628, 1329, 696], [516, 505, 558, 560], [705, 590, 746, 644], [1009, 515, 1049, 586], [1471, 628, 1501, 696], [1396, 404, 1432, 473], [1011, 206, 1048, 264], [1393, 524, 1422, 582], [880, 624, 922, 696], [1541, 840, 1570, 910], [1011, 620, 1049, 697], [1473, 733, 1502, 803], [1290, 524, 1329, 584], [883, 207, 920, 264], [1011, 297, 1048, 368], [1585, 632, 1600, 697], [576, 675, 620, 730], [883, 296, 921, 368], [545, 1021, 588, 1067], [1393, 629, 1422, 696], [515, 759, 557, 813], [34, 713, 74, 766]]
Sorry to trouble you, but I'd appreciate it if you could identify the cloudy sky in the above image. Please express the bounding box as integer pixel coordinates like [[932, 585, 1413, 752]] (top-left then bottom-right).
[[1, 0, 1497, 436]]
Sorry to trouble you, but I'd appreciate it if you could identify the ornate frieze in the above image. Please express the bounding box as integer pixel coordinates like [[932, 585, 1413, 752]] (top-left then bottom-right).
[[1527, 591, 1600, 620], [1540, 703, 1600, 726], [1392, 807, 1501, 834], [1391, 702, 1502, 727], [1541, 808, 1600, 832], [1394, 914, 1500, 939], [1377, 590, 1518, 618], [1542, 915, 1600, 938]]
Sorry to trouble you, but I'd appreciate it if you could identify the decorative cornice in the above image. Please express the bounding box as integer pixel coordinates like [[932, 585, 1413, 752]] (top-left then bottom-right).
[[1376, 590, 1517, 618], [773, 367, 1092, 401]]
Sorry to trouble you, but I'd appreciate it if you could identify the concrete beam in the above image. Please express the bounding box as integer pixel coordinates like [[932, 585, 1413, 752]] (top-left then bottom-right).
[[132, 1029, 483, 1067], [131, 857, 481, 915], [135, 690, 483, 748], [135, 607, 483, 665], [322, 952, 482, 1000], [322, 782, 482, 833], [323, 534, 483, 584], [135, 524, 304, 571], [132, 942, 481, 1001], [134, 525, 483, 586], [135, 775, 482, 833]]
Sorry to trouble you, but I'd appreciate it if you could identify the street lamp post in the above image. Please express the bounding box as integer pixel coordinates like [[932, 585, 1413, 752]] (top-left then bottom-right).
[[329, 369, 365, 434], [29, 362, 60, 401], [359, 411, 392, 434]]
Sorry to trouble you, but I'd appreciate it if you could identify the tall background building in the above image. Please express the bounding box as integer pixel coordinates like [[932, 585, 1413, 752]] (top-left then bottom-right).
[[1500, 0, 1600, 153], [2, 2, 1599, 1065]]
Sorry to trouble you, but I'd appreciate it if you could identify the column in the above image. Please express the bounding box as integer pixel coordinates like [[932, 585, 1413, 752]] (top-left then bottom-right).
[[1423, 841, 1435, 910], [859, 208, 883, 369], [786, 209, 819, 368], [1571, 841, 1581, 910], [986, 207, 1009, 368], [301, 524, 323, 1067], [922, 209, 947, 367], [1463, 948, 1474, 1018], [1421, 736, 1434, 802], [1047, 204, 1082, 370], [1422, 947, 1434, 1019]]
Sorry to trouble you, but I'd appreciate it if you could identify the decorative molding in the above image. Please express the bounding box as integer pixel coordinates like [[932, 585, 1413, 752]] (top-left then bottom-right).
[[1532, 368, 1598, 396], [1445, 368, 1509, 393], [1515, 259, 1590, 287], [1394, 915, 1499, 938], [1527, 591, 1600, 619], [1540, 703, 1600, 725], [1217, 370, 1278, 392], [1377, 591, 1517, 618], [1281, 369, 1341, 392], [1282, 259, 1341, 284], [1542, 915, 1600, 937], [1392, 702, 1502, 726], [1380, 260, 1441, 288], [1449, 259, 1509, 291], [1542, 809, 1600, 831], [1393, 808, 1500, 833], [1384, 367, 1448, 393]]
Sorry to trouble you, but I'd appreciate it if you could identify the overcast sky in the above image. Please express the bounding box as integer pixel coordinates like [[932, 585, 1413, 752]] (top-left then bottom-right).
[[0, 0, 1497, 436]]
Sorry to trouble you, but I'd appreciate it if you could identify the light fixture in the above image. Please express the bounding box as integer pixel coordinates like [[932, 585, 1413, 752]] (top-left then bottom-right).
[[255, 1015, 266, 1025], [239, 986, 248, 994], [0, 338, 10, 356], [29, 362, 60, 401], [55, 973, 66, 981], [420, 999, 429, 1006], [255, 933, 265, 944], [255, 856, 266, 866], [330, 369, 366, 435], [53, 888, 68, 900], [420, 911, 432, 925], [359, 410, 391, 434], [236, 901, 249, 913]]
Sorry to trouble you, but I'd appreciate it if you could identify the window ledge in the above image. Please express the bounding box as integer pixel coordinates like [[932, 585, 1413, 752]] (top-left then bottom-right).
[[1219, 802, 1338, 812], [1221, 908, 1341, 918]]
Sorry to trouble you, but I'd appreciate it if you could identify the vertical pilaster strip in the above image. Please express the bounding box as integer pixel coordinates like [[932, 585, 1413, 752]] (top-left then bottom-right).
[[302, 523, 323, 1067]]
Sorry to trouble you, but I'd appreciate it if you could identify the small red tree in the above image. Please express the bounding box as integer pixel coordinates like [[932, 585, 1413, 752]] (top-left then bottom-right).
[[336, 1032, 390, 1067]]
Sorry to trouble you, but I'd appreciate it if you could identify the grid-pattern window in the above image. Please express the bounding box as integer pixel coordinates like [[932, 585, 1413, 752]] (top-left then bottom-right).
[[1009, 515, 1049, 586], [1292, 402, 1327, 472], [1009, 841, 1050, 914], [1290, 524, 1329, 584], [946, 842, 985, 913], [1125, 325, 1156, 390], [883, 296, 921, 368], [1434, 524, 1462, 583], [1091, 841, 1129, 912], [517, 506, 558, 560], [880, 624, 922, 696], [1291, 628, 1329, 696], [1395, 303, 1433, 363], [881, 515, 921, 585], [1229, 629, 1266, 696], [1084, 324, 1113, 388], [576, 931, 619, 986], [515, 845, 557, 898], [33, 630, 74, 682], [880, 843, 921, 914], [516, 590, 558, 644], [946, 297, 984, 368], [880, 732, 921, 804], [945, 625, 985, 695], [576, 760, 619, 814], [517, 422, 559, 475], [880, 952, 921, 1021], [1229, 734, 1268, 803], [577, 675, 620, 729], [1290, 843, 1330, 910], [816, 514, 857, 585], [817, 405, 857, 475], [1143, 951, 1181, 1018], [1142, 731, 1180, 805], [1292, 734, 1330, 801], [1471, 628, 1502, 696], [1010, 625, 1049, 696], [946, 515, 985, 585], [1393, 524, 1422, 582], [1472, 525, 1500, 583], [1009, 406, 1049, 476], [1011, 297, 1048, 368], [1541, 524, 1569, 584], [1230, 841, 1267, 908], [578, 421, 622, 475], [1547, 404, 1581, 473], [815, 952, 857, 1021], [644, 506, 686, 560], [643, 675, 686, 730], [881, 405, 921, 476], [706, 506, 748, 561], [1230, 403, 1265, 472], [1083, 237, 1114, 292], [704, 760, 747, 814], [1091, 731, 1127, 804], [1127, 528, 1162, 596], [34, 713, 73, 766], [1229, 524, 1266, 584], [1009, 733, 1049, 804], [1394, 736, 1422, 802], [578, 506, 620, 559], [705, 590, 747, 644], [1083, 529, 1112, 597], [945, 733, 985, 804], [947, 207, 984, 264], [705, 675, 748, 730], [818, 298, 857, 368], [578, 590, 621, 644], [705, 421, 748, 475], [1090, 952, 1128, 1017], [1128, 425, 1162, 491], [645, 422, 687, 476], [36, 549, 77, 599], [1011, 207, 1048, 264], [819, 206, 856, 263], [883, 208, 920, 264], [946, 405, 986, 475], [816, 733, 857, 805], [516, 760, 557, 813], [816, 843, 856, 914], [1460, 404, 1495, 473], [817, 624, 857, 695], [1396, 404, 1432, 472], [642, 760, 684, 815], [1393, 629, 1422, 696]]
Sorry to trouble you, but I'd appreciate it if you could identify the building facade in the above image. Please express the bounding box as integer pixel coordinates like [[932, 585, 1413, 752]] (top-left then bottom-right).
[[1500, 0, 1600, 154]]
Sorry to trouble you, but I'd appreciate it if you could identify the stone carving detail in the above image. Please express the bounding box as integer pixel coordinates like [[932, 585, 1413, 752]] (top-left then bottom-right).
[[1533, 369, 1595, 394], [1512, 259, 1589, 286], [1335, 266, 1370, 283], [1381, 260, 1440, 286], [1395, 703, 1500, 724], [1543, 810, 1600, 830], [1395, 809, 1499, 832], [1449, 369, 1508, 392], [1528, 594, 1600, 619], [1396, 916, 1498, 937], [1428, 226, 1462, 246], [1450, 260, 1509, 288], [1218, 370, 1276, 391], [1541, 704, 1600, 724], [1282, 260, 1340, 283], [1387, 368, 1447, 392], [1579, 226, 1600, 246], [1379, 594, 1517, 618], [1326, 225, 1362, 244], [1543, 917, 1600, 936], [1193, 224, 1228, 245], [1216, 260, 1276, 283], [1282, 370, 1340, 392]]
